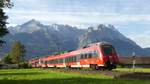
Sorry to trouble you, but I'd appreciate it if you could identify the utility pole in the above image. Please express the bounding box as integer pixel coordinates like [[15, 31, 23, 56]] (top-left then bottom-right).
[[132, 52, 136, 69]]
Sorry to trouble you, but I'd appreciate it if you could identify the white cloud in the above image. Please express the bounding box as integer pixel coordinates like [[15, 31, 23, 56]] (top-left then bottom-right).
[[5, 10, 150, 27], [129, 31, 150, 48], [5, 0, 150, 48]]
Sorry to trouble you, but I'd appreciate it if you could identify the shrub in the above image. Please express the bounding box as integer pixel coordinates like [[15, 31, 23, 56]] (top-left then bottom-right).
[[18, 62, 29, 69]]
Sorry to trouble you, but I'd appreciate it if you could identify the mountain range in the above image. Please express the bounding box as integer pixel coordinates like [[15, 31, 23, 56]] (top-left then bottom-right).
[[1, 19, 150, 59]]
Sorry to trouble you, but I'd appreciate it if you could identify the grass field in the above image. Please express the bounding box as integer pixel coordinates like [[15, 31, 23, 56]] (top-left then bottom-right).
[[0, 68, 150, 84]]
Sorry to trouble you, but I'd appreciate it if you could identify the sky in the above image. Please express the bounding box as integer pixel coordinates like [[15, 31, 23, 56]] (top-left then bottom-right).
[[4, 0, 150, 48]]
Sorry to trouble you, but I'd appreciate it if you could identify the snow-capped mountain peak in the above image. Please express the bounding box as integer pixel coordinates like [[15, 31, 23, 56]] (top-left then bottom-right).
[[9, 19, 44, 33], [3, 20, 150, 58]]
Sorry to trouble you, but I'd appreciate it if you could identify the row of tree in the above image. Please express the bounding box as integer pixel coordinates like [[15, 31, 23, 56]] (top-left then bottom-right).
[[0, 1, 29, 68]]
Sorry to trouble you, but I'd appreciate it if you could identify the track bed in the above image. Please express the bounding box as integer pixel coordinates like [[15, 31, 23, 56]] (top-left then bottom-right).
[[45, 68, 150, 80]]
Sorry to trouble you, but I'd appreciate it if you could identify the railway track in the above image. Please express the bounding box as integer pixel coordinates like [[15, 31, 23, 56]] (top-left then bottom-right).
[[45, 68, 123, 77], [44, 68, 150, 80]]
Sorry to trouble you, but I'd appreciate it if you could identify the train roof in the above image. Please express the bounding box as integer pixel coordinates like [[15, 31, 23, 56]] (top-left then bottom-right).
[[91, 42, 112, 45], [82, 42, 112, 48], [29, 41, 112, 61]]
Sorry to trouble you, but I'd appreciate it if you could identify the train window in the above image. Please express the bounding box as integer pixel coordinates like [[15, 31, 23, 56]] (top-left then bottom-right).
[[71, 57, 73, 62], [72, 56, 75, 62], [68, 57, 70, 62], [55, 60, 56, 64], [67, 58, 69, 62], [72, 57, 74, 62], [54, 60, 56, 64], [45, 61, 47, 64], [80, 54, 84, 59], [57, 59, 59, 63], [82, 54, 84, 59], [84, 54, 87, 59], [74, 56, 77, 62], [70, 57, 71, 62], [50, 60, 51, 64], [81, 54, 84, 59], [61, 59, 63, 63], [71, 57, 72, 62], [73, 57, 75, 62], [62, 59, 64, 63], [56, 60, 58, 63], [59, 59, 62, 63], [48, 61, 50, 64], [59, 59, 61, 63], [65, 58, 67, 62], [65, 58, 68, 62], [53, 60, 54, 64], [93, 50, 98, 57], [102, 45, 114, 56], [55, 60, 57, 63], [59, 59, 60, 63], [69, 57, 71, 62], [88, 53, 92, 58], [56, 60, 57, 63]]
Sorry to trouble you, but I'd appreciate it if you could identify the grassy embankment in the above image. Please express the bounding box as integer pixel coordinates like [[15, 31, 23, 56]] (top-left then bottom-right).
[[0, 68, 150, 84], [115, 68, 150, 72]]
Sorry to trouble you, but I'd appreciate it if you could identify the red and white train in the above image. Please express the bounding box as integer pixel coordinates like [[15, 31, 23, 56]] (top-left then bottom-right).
[[29, 42, 119, 70]]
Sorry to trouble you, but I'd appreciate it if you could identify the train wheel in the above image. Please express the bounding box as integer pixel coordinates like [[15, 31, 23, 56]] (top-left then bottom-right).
[[105, 61, 113, 70], [90, 64, 99, 70], [66, 65, 71, 70], [108, 67, 112, 71]]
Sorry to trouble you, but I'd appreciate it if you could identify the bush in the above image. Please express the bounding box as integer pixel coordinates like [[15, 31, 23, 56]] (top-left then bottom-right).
[[117, 63, 125, 68], [18, 62, 29, 69]]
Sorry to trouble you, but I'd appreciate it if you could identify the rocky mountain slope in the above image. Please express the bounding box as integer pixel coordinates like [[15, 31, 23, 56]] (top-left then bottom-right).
[[1, 19, 150, 59], [78, 24, 145, 56]]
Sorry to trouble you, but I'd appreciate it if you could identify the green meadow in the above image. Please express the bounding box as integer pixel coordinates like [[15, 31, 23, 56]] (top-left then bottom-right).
[[0, 68, 150, 84]]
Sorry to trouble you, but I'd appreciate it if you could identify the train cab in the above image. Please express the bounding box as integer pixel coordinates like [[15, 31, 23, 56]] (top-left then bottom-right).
[[100, 43, 119, 69]]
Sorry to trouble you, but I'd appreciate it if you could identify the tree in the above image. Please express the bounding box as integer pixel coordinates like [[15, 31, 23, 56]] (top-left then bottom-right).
[[10, 41, 26, 64], [3, 53, 12, 64], [0, 0, 13, 45]]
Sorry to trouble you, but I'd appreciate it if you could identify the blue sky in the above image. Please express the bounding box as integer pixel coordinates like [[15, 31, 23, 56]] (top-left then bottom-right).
[[5, 0, 150, 48]]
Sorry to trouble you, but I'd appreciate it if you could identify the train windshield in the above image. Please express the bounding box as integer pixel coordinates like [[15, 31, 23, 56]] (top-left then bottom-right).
[[102, 45, 115, 56]]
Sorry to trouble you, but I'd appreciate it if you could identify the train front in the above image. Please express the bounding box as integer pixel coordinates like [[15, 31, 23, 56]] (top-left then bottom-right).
[[100, 44, 119, 70]]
